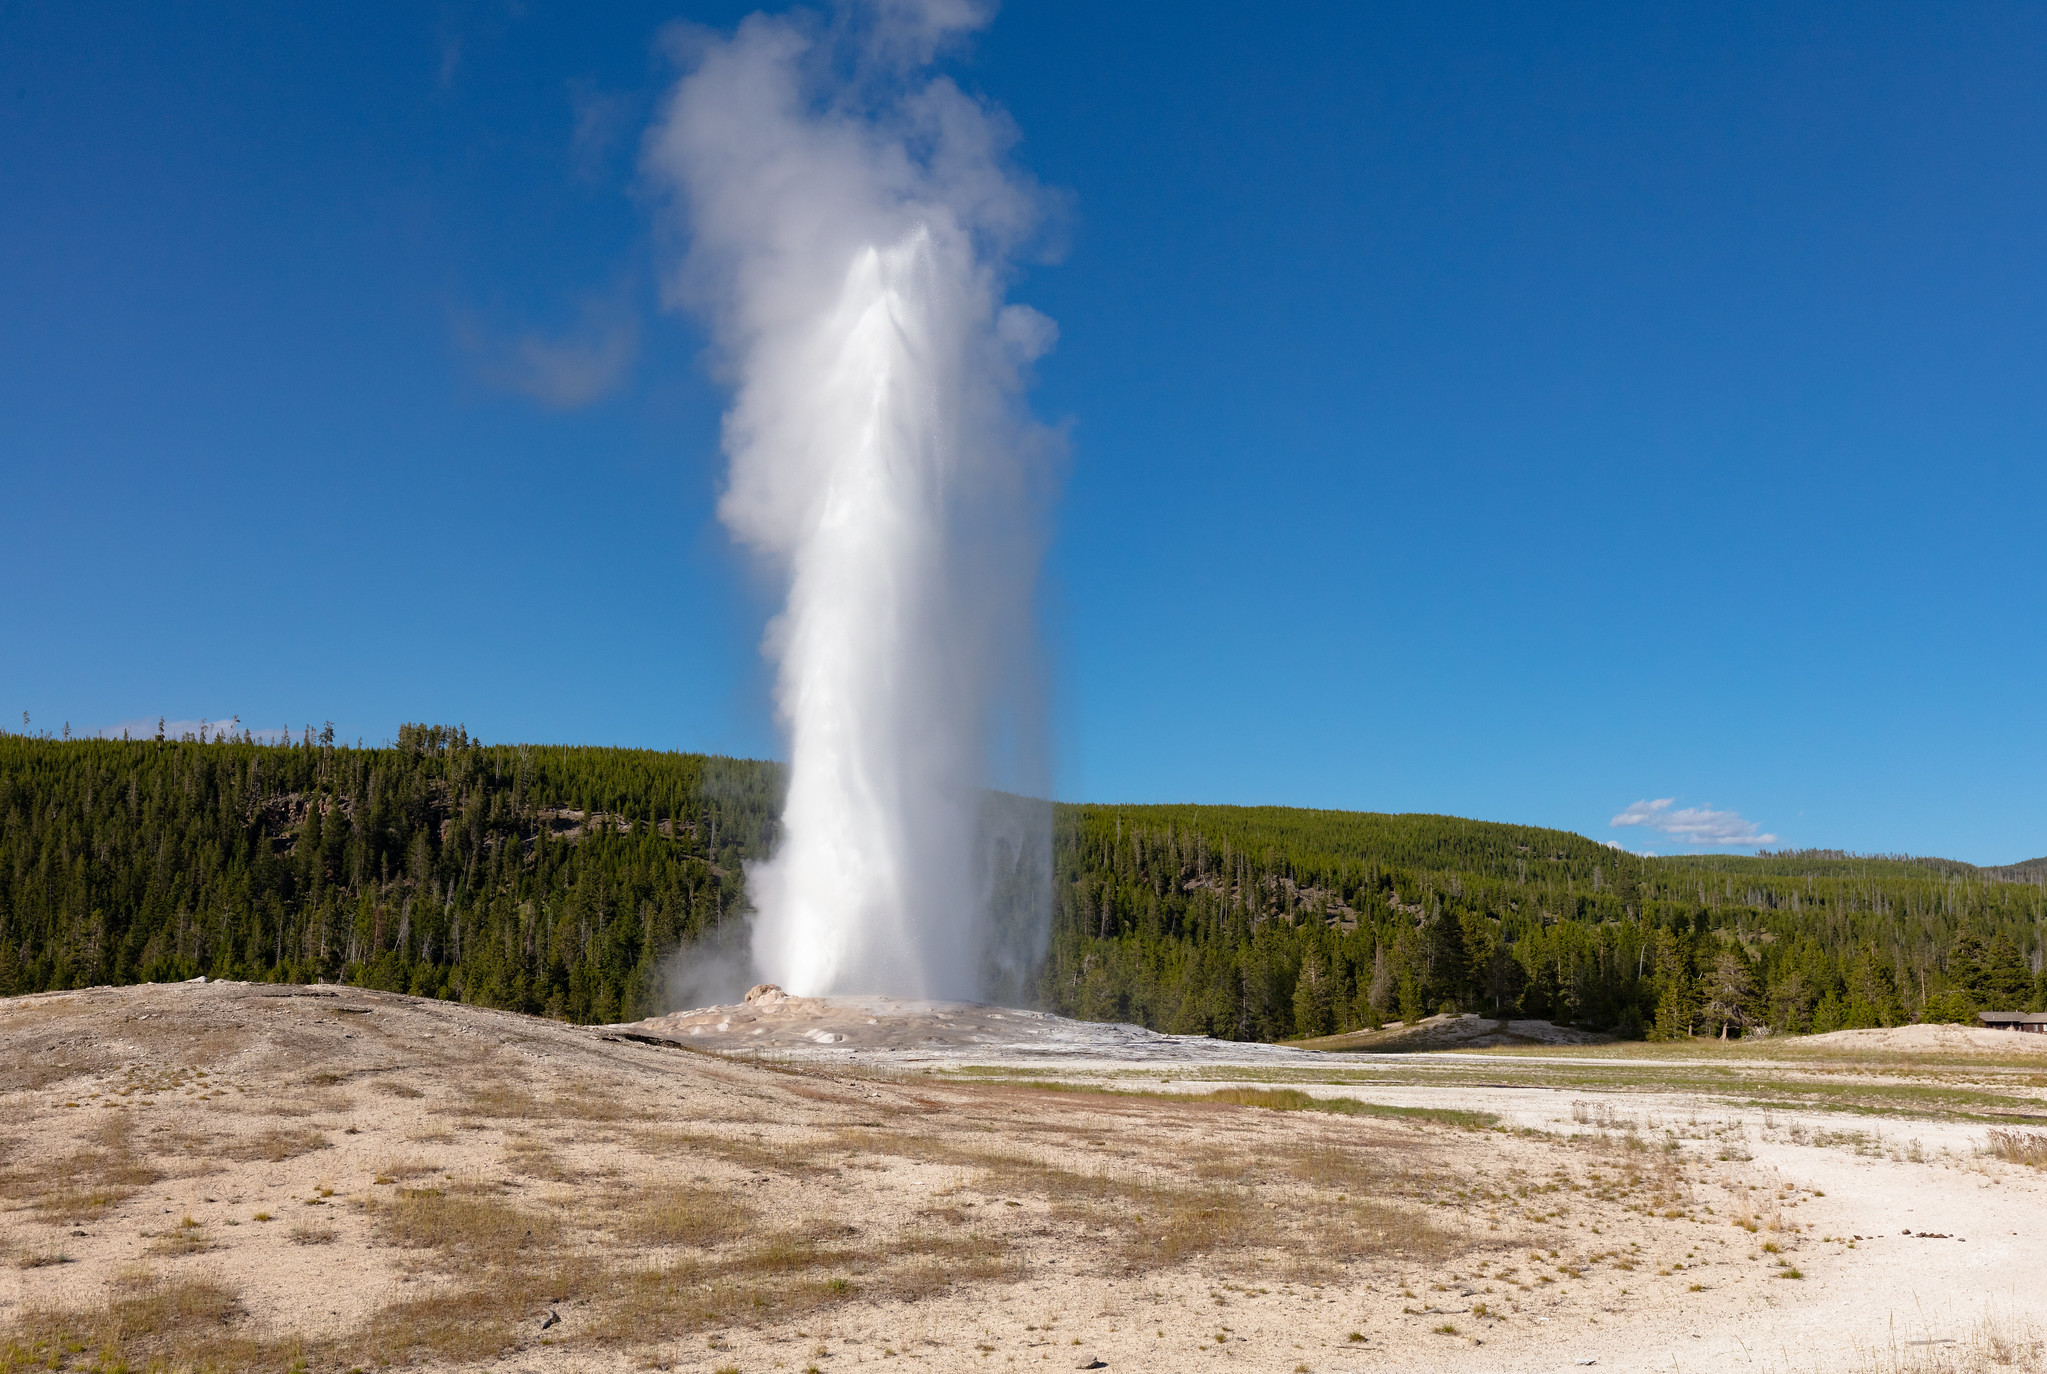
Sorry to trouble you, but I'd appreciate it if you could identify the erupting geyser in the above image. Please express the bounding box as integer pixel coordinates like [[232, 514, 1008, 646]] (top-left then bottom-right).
[[648, 0, 1057, 999]]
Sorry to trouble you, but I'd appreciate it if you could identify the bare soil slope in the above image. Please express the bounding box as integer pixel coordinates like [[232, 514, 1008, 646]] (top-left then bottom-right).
[[1, 983, 2042, 1374]]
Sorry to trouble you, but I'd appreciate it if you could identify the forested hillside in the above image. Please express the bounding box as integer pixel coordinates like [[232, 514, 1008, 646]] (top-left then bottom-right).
[[1035, 805, 2047, 1040], [2, 730, 2043, 1039], [0, 727, 780, 1023]]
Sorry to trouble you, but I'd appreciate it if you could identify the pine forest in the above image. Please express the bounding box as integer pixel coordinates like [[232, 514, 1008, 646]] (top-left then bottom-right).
[[2, 729, 2043, 1040]]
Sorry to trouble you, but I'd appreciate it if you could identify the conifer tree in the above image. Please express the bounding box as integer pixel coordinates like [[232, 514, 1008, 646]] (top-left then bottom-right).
[[1980, 934, 2031, 1007]]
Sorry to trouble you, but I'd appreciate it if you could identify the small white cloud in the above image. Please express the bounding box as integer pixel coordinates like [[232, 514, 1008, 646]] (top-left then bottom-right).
[[1610, 797, 1777, 848], [455, 291, 640, 410]]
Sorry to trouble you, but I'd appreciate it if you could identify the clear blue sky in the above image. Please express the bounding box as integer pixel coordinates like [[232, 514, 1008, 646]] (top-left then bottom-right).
[[3, 2, 2043, 863]]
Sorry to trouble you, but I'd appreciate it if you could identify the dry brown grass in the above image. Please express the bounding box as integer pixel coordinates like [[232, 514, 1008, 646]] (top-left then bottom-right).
[[587, 1216, 1018, 1341], [555, 1081, 644, 1122], [362, 1156, 1016, 1352], [637, 1125, 824, 1174], [1203, 1086, 1497, 1130], [8, 1241, 72, 1271], [0, 1118, 160, 1223], [0, 1048, 117, 1091], [144, 1215, 216, 1256], [447, 1082, 550, 1118], [353, 1263, 597, 1367], [877, 1229, 1019, 1299], [218, 1126, 331, 1163], [596, 1259, 861, 1342], [453, 1081, 641, 1125], [143, 1124, 218, 1158], [260, 1089, 351, 1118], [1281, 1136, 1423, 1195], [335, 1179, 593, 1363], [621, 1182, 758, 1247], [0, 1270, 263, 1373], [831, 1086, 1487, 1277], [1305, 1195, 1462, 1266], [1983, 1128, 2047, 1168], [1110, 1181, 1272, 1269], [503, 1134, 582, 1182], [836, 1125, 1347, 1273], [360, 1169, 914, 1355], [0, 1215, 883, 1374], [3, 1255, 583, 1373], [373, 1184, 562, 1268], [1850, 1304, 2045, 1374]]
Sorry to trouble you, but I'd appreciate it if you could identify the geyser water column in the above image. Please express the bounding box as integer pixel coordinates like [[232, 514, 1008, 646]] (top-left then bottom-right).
[[749, 231, 981, 997], [648, 2, 1058, 999]]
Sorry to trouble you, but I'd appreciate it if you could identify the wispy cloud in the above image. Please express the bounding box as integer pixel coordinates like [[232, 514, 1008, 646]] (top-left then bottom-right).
[[567, 80, 636, 182], [1610, 797, 1777, 848], [437, 30, 463, 90], [455, 291, 640, 409]]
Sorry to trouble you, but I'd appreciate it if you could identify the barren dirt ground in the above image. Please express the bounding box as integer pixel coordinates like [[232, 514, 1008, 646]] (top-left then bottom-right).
[[2, 983, 2044, 1374]]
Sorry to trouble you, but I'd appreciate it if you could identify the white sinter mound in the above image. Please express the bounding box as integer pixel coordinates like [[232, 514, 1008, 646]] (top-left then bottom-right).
[[621, 983, 1314, 1066]]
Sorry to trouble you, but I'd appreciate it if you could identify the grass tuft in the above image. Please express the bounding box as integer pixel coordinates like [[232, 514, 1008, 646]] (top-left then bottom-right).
[[372, 1186, 559, 1267], [222, 1128, 331, 1163], [1983, 1129, 2047, 1168], [624, 1183, 757, 1248], [0, 1272, 257, 1371]]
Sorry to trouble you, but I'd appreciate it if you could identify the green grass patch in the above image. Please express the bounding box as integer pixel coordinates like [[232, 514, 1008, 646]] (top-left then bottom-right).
[[1201, 1087, 1496, 1130], [929, 1050, 2047, 1128], [915, 1072, 1497, 1129]]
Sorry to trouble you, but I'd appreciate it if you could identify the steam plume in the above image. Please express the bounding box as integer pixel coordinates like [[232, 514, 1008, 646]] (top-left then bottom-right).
[[647, 1, 1056, 999]]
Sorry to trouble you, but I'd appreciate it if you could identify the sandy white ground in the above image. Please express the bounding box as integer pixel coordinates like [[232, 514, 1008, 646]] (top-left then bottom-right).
[[628, 992, 2047, 1373], [0, 983, 2041, 1374], [1796, 1023, 2047, 1055]]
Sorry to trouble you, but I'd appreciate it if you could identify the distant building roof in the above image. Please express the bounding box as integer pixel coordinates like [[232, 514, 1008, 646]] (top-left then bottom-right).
[[1976, 1011, 2047, 1024]]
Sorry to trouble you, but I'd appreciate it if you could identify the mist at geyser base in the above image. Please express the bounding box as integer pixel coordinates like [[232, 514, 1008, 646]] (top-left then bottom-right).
[[647, 1, 1058, 1002]]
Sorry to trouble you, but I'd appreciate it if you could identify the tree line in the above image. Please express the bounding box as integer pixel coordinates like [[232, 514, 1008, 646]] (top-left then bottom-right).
[[0, 728, 778, 1023], [3, 731, 2043, 1039], [1033, 805, 2047, 1040]]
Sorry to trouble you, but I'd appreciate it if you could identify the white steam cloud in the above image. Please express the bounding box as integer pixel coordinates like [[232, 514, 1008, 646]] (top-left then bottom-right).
[[647, 1, 1056, 1000]]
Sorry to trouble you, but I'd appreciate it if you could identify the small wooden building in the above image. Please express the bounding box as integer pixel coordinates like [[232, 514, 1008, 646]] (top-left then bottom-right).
[[1976, 1011, 2047, 1033]]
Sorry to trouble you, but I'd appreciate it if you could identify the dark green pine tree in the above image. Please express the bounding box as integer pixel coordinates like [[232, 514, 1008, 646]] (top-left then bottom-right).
[[1978, 934, 2032, 1008]]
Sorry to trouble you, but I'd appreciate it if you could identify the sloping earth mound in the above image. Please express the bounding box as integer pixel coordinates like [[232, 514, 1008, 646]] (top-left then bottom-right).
[[1294, 1012, 1616, 1053], [1795, 1022, 2047, 1055], [0, 979, 1605, 1373]]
